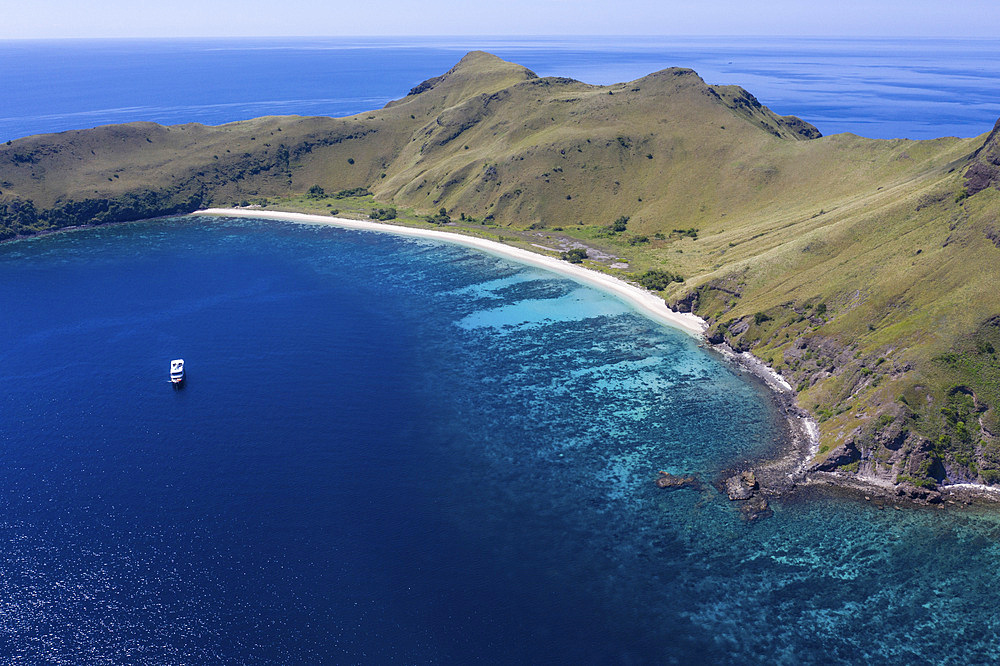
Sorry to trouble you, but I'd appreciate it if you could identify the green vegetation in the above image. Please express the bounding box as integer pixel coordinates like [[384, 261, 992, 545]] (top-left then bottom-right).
[[1, 50, 998, 489], [561, 248, 588, 263], [426, 207, 451, 224], [896, 474, 938, 491], [334, 188, 371, 199], [370, 207, 397, 220], [635, 269, 684, 290]]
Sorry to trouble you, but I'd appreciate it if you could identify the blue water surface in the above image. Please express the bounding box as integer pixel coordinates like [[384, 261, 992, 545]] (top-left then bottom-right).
[[1, 217, 1000, 663], [2, 36, 998, 141]]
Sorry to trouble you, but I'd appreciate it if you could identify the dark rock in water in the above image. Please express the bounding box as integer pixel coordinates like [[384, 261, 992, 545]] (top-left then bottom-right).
[[721, 469, 773, 520], [740, 494, 773, 522], [656, 471, 701, 490], [725, 470, 757, 500]]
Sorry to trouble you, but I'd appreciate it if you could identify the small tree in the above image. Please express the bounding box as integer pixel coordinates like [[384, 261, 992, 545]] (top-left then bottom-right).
[[370, 207, 397, 221], [561, 248, 588, 263], [307, 185, 325, 198], [636, 269, 683, 290]]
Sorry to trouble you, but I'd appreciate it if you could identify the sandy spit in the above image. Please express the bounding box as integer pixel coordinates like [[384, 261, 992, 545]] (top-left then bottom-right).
[[192, 208, 708, 337]]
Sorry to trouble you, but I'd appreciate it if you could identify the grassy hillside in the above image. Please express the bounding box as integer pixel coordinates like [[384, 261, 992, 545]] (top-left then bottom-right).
[[2, 51, 999, 495]]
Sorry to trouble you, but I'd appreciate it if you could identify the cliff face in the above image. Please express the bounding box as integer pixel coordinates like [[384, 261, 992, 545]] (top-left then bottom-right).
[[965, 118, 1000, 195]]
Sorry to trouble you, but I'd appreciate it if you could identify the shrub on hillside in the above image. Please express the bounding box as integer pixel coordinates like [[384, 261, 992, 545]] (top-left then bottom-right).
[[672, 227, 699, 239], [636, 269, 683, 290], [333, 187, 371, 199]]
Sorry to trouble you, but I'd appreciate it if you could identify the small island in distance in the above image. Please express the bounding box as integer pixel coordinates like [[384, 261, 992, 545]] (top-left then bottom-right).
[[2, 50, 999, 501]]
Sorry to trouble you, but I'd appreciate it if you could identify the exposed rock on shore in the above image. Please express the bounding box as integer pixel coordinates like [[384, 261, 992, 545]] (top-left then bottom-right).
[[719, 470, 773, 521], [725, 470, 757, 500]]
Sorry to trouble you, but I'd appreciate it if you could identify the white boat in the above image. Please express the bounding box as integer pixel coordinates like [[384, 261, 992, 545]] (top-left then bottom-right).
[[170, 359, 185, 385]]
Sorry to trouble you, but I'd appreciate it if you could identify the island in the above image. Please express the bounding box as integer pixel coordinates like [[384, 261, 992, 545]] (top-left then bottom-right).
[[2, 51, 998, 500]]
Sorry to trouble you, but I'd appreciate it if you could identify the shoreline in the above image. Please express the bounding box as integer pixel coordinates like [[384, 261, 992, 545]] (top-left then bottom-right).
[[194, 208, 826, 493], [707, 343, 820, 494], [24, 206, 998, 508], [192, 208, 709, 337], [194, 209, 1000, 508], [9, 207, 997, 507]]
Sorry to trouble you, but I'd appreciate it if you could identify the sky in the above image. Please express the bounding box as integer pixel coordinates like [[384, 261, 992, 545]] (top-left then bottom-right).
[[4, 0, 1000, 39]]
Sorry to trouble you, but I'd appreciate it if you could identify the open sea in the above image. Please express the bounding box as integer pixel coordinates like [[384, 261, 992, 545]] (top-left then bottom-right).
[[1, 36, 999, 142], [3, 37, 1000, 663]]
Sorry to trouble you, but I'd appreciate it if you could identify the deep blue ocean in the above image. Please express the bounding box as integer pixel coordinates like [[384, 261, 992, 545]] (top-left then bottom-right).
[[4, 37, 1000, 663], [3, 217, 1000, 663], [1, 36, 999, 141]]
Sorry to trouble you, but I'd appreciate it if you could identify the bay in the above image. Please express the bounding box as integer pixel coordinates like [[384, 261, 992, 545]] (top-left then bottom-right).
[[2, 217, 999, 663], [4, 33, 1000, 663]]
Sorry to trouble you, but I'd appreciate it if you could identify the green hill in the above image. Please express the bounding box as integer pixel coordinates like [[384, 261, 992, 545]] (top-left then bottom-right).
[[2, 51, 998, 496]]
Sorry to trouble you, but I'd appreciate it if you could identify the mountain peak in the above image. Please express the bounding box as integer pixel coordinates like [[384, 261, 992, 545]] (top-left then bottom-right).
[[402, 51, 537, 100], [453, 50, 519, 69]]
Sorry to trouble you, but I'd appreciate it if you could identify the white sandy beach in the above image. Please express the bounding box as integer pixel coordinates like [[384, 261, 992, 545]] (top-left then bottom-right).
[[192, 208, 709, 338]]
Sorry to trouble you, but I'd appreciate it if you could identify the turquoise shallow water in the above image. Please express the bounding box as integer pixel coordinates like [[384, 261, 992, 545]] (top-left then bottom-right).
[[1, 216, 999, 663]]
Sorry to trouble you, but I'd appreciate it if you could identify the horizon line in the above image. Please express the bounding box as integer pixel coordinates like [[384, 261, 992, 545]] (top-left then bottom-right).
[[2, 34, 997, 42]]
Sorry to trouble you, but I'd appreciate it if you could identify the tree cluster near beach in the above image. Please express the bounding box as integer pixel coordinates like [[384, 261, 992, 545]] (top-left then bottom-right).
[[370, 207, 397, 220], [635, 268, 684, 290], [425, 208, 451, 224], [2, 50, 999, 493]]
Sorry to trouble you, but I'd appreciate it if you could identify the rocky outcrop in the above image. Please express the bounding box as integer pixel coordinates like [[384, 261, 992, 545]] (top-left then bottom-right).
[[738, 494, 773, 522], [965, 117, 1000, 196], [725, 470, 758, 500], [709, 84, 822, 141], [896, 481, 943, 504], [812, 440, 861, 472], [720, 470, 772, 521], [655, 471, 701, 490], [672, 290, 700, 314]]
